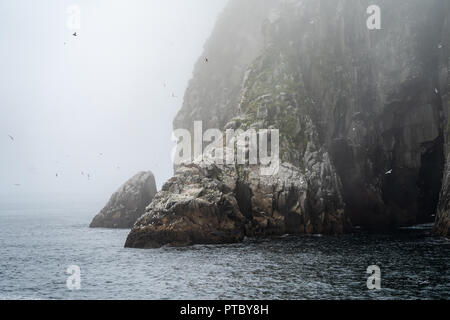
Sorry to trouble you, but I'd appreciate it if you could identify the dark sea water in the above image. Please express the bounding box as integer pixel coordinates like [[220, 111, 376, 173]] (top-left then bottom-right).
[[0, 202, 449, 300]]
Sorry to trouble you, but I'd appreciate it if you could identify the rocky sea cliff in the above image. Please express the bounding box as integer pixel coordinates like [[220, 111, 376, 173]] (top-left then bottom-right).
[[122, 0, 450, 248]]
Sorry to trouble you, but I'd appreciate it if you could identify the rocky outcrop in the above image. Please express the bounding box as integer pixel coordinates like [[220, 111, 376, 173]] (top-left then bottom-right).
[[125, 163, 246, 248], [90, 171, 157, 229], [125, 160, 350, 248], [126, 0, 450, 247]]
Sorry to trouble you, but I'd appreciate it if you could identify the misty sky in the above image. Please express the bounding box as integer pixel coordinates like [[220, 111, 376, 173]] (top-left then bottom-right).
[[0, 0, 227, 205]]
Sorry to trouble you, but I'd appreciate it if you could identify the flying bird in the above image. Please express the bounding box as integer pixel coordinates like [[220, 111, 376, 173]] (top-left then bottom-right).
[[385, 169, 393, 175], [205, 57, 208, 63], [73, 32, 77, 37], [7, 135, 14, 141], [56, 173, 59, 178]]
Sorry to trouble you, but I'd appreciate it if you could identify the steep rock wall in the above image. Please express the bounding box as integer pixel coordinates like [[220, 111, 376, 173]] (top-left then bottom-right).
[[126, 0, 450, 248]]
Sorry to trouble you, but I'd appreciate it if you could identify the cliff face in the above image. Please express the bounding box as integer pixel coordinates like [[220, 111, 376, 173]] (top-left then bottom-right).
[[126, 0, 450, 248], [90, 171, 157, 229], [435, 6, 450, 237]]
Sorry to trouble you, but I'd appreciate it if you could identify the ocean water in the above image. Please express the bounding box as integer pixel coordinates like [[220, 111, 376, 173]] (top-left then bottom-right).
[[0, 202, 449, 300]]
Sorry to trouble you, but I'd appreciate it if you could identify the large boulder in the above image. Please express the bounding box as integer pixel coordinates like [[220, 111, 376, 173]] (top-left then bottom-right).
[[90, 171, 157, 229]]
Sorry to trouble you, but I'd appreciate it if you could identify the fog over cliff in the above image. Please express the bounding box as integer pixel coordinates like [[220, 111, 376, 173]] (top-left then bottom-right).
[[0, 0, 226, 205], [125, 0, 450, 248]]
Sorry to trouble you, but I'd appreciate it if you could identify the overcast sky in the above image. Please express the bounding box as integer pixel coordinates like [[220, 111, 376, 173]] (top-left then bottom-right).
[[0, 0, 227, 205]]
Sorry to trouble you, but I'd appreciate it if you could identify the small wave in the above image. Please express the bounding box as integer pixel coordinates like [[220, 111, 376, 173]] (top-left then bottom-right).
[[398, 223, 434, 230], [0, 294, 42, 300]]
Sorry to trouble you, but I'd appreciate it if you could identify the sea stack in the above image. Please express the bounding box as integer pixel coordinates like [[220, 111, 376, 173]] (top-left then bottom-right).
[[90, 171, 157, 229]]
